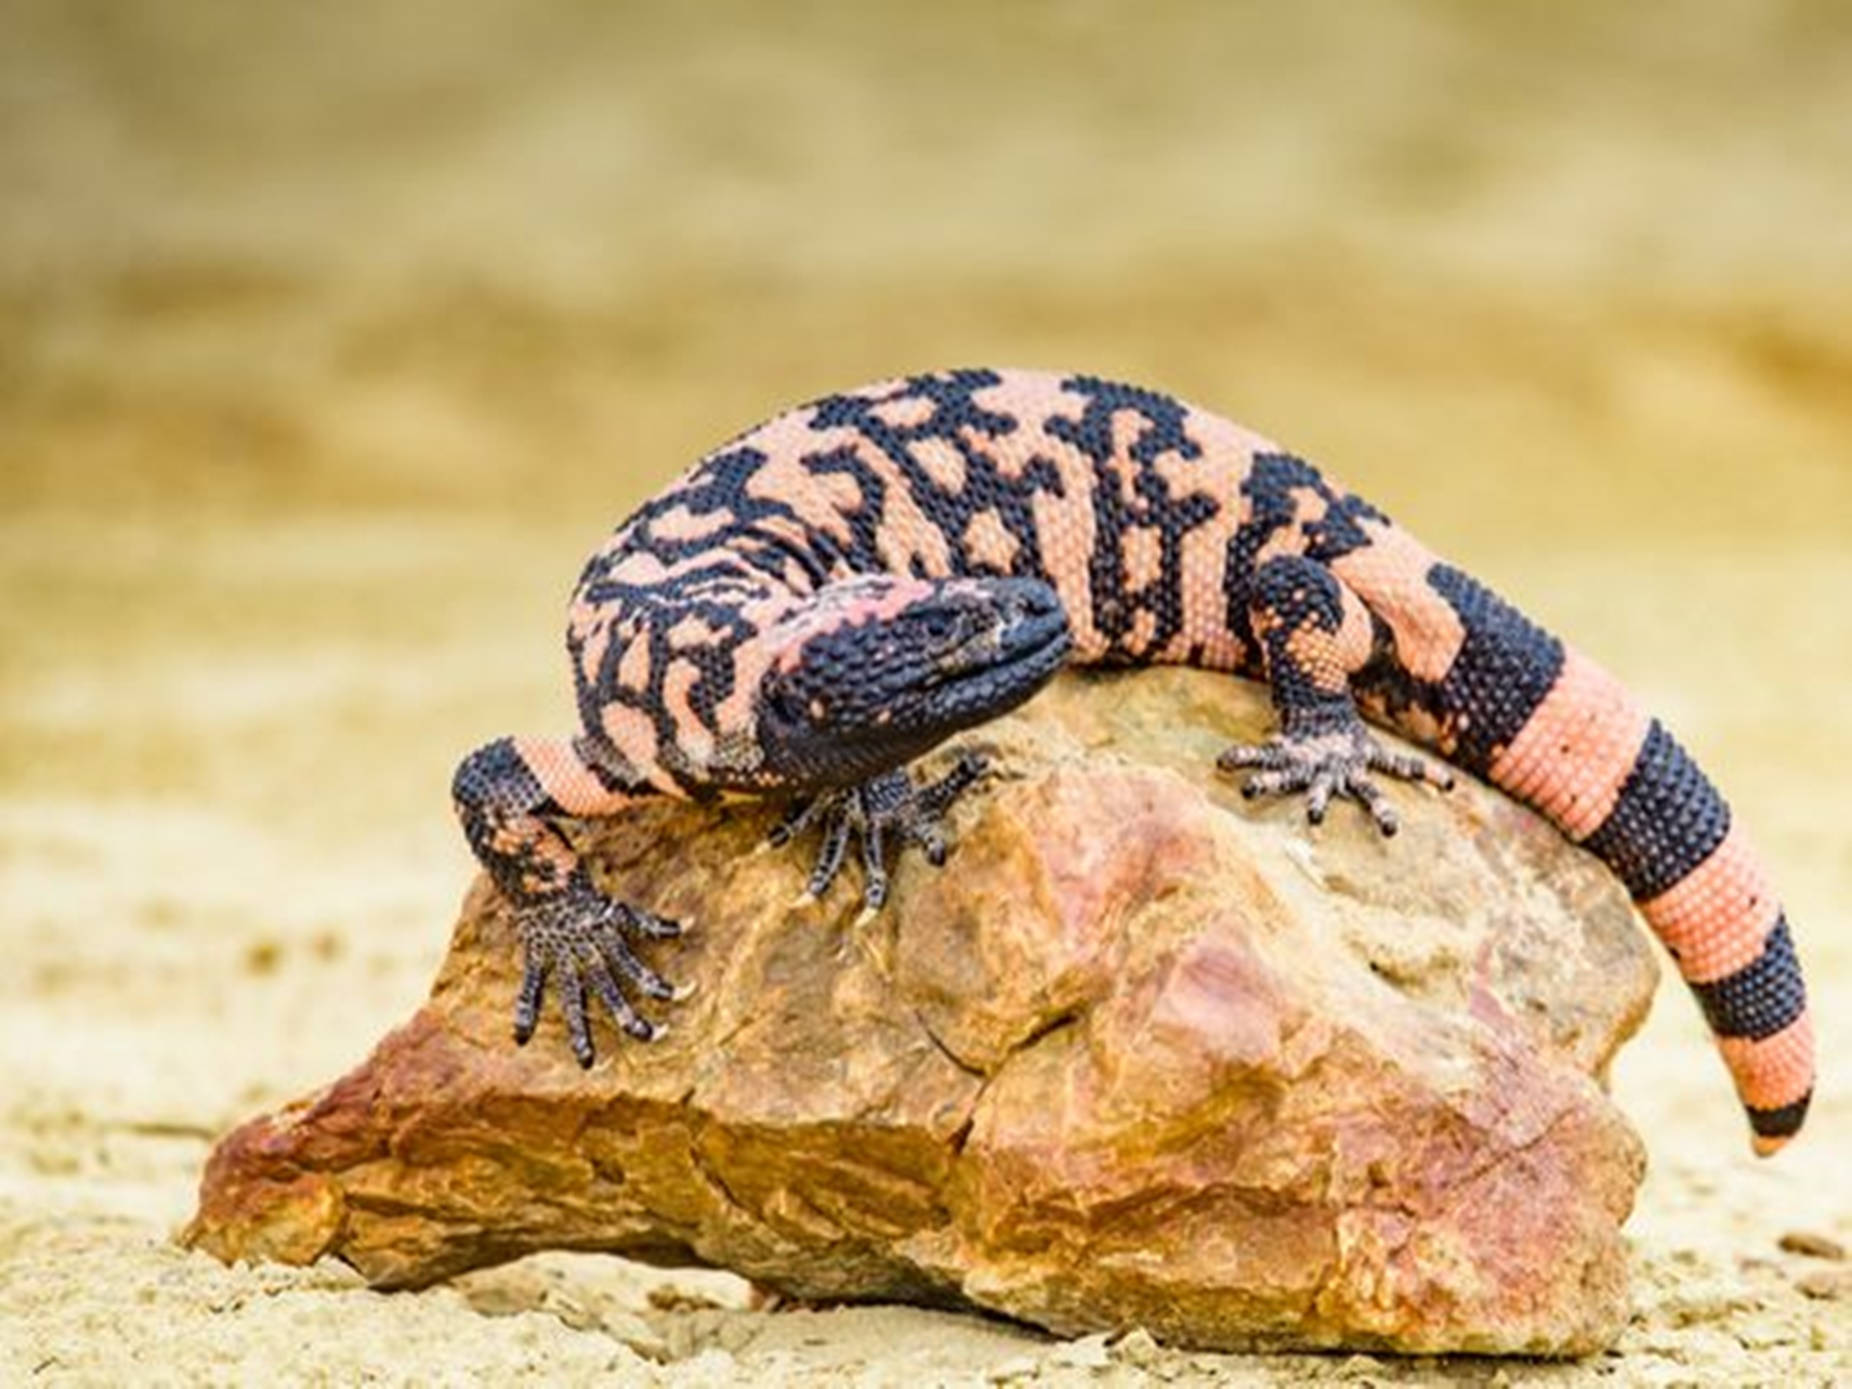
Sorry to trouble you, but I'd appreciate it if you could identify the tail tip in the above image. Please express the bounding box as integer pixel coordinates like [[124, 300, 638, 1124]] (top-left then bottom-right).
[[1747, 1090, 1811, 1157]]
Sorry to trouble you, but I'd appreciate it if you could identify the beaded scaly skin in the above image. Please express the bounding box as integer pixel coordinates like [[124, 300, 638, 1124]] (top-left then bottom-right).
[[452, 369, 1813, 1154]]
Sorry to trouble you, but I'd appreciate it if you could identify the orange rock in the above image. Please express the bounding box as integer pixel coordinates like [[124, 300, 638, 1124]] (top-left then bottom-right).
[[185, 668, 1655, 1355]]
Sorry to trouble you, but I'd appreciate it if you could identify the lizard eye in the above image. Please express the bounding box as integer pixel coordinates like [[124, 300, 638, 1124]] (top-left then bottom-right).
[[921, 610, 960, 642]]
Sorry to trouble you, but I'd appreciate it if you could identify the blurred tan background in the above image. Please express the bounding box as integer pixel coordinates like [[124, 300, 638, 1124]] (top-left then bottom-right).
[[3, 3, 1849, 1382]]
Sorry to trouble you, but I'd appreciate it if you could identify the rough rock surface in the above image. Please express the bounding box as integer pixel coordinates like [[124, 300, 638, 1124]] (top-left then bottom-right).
[[186, 669, 1658, 1355]]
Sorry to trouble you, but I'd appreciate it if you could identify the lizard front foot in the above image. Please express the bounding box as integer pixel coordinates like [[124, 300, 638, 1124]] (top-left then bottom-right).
[[1216, 724, 1453, 836], [510, 870, 687, 1066], [769, 751, 991, 913]]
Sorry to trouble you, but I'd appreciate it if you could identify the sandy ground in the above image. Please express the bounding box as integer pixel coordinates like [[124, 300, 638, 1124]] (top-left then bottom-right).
[[3, 3, 1850, 1383]]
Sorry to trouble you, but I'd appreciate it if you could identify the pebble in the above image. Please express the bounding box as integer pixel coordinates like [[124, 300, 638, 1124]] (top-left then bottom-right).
[[1777, 1230, 1846, 1262], [986, 1353, 1040, 1383], [1049, 1333, 1111, 1369], [1796, 1267, 1850, 1301], [1110, 1327, 1161, 1367]]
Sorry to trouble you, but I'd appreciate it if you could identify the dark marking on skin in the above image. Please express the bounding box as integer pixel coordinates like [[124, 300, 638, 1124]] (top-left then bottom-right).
[[1582, 720, 1732, 900], [806, 371, 1064, 581], [795, 443, 894, 574], [1748, 1094, 1810, 1141], [571, 576, 771, 801], [1425, 564, 1566, 775], [1250, 554, 1356, 736], [1224, 454, 1392, 680], [581, 446, 806, 580], [1688, 916, 1807, 1040], [1223, 454, 1343, 664], [1048, 375, 1217, 661], [572, 735, 648, 796], [1247, 452, 1389, 563], [452, 736, 573, 895]]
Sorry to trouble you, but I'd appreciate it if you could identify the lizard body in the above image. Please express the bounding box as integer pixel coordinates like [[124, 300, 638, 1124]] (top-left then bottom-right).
[[452, 368, 1813, 1154]]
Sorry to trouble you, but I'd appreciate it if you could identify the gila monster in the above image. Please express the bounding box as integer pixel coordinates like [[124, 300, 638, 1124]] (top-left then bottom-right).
[[452, 367, 1813, 1155]]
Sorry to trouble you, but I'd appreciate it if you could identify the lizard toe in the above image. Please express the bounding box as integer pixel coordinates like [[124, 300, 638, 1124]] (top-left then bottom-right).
[[507, 873, 684, 1064], [1221, 723, 1442, 833], [773, 748, 991, 912]]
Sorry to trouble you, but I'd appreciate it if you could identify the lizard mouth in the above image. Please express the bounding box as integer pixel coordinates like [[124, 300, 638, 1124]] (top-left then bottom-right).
[[926, 600, 1072, 725], [986, 611, 1072, 687]]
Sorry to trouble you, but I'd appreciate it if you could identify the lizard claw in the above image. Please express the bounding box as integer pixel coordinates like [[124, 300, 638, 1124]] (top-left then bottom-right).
[[1217, 724, 1450, 837], [509, 871, 684, 1064], [774, 750, 991, 911]]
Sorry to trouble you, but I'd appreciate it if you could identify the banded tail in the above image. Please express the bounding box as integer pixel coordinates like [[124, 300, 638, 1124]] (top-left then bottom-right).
[[1458, 590, 1815, 1152]]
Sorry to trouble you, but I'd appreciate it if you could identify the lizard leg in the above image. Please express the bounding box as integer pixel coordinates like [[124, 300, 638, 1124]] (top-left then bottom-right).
[[452, 735, 684, 1065], [782, 751, 990, 911], [1218, 554, 1452, 835]]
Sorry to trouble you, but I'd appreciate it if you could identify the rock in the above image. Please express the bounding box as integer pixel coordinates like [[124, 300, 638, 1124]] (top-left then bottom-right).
[[184, 668, 1656, 1355]]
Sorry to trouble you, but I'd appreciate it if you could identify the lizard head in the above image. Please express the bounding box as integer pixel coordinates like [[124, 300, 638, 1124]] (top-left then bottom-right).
[[755, 575, 1071, 789]]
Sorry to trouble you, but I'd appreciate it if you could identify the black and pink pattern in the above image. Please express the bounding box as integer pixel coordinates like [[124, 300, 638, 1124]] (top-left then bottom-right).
[[449, 369, 1812, 1149]]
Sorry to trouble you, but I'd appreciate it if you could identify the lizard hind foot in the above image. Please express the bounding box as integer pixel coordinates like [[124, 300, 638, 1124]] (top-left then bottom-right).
[[773, 751, 991, 912], [1216, 724, 1453, 837], [510, 873, 685, 1067]]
